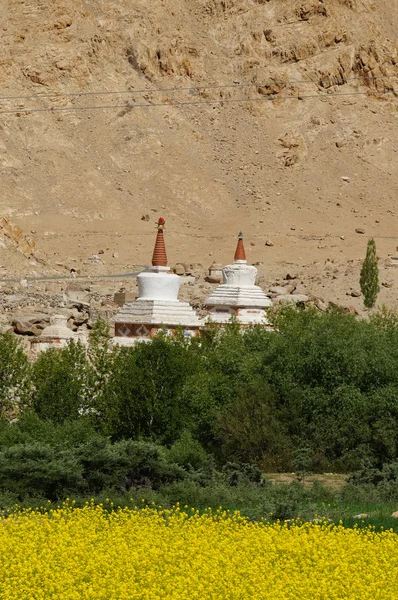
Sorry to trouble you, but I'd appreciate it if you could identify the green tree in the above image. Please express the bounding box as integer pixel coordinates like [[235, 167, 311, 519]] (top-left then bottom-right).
[[0, 333, 30, 416], [32, 341, 91, 423], [100, 335, 204, 442], [360, 238, 380, 309], [87, 317, 118, 427]]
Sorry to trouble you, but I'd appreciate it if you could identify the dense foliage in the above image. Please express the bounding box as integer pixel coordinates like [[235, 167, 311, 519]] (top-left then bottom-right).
[[1, 308, 398, 510]]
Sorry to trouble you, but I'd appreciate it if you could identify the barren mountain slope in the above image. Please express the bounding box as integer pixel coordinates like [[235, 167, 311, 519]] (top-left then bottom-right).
[[0, 0, 397, 307]]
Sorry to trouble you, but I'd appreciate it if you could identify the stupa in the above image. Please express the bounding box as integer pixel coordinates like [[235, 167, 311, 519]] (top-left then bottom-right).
[[30, 314, 76, 356], [114, 218, 202, 345], [204, 233, 273, 326]]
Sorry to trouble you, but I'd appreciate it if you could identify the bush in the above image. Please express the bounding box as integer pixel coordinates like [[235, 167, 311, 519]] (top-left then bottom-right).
[[168, 431, 209, 471], [0, 418, 188, 502]]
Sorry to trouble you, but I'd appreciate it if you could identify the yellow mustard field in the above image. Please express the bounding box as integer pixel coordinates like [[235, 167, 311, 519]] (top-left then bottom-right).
[[0, 504, 397, 600]]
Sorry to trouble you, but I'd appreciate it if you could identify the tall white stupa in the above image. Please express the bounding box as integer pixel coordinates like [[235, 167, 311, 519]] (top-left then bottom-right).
[[204, 233, 273, 326], [114, 218, 202, 345]]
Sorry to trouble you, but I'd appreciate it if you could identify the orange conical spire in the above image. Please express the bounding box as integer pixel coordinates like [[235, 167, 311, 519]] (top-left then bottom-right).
[[152, 218, 168, 267], [234, 232, 246, 262]]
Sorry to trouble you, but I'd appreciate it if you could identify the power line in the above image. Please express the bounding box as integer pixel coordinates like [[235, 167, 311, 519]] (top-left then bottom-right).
[[0, 74, 396, 102], [0, 89, 395, 116]]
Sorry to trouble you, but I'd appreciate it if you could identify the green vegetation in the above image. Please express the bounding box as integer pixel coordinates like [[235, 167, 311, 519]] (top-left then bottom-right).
[[360, 238, 380, 309], [1, 308, 398, 525]]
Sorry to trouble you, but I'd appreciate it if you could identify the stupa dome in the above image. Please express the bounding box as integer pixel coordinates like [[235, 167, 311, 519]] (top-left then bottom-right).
[[204, 233, 272, 326], [39, 315, 75, 340], [30, 314, 76, 356], [114, 218, 202, 344]]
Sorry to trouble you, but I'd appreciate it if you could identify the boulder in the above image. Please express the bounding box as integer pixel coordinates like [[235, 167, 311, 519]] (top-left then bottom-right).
[[12, 319, 40, 336], [173, 263, 186, 276], [269, 285, 295, 296], [186, 263, 204, 278], [311, 297, 329, 311], [276, 294, 310, 305]]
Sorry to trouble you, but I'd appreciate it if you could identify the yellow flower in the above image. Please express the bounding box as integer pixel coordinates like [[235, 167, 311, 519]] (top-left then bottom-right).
[[0, 504, 396, 599]]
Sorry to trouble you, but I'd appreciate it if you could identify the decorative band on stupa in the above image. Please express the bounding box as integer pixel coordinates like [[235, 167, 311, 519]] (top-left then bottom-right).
[[234, 232, 246, 262], [152, 217, 168, 267]]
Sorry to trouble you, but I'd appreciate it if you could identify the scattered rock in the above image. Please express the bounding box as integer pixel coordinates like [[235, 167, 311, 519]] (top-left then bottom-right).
[[312, 297, 329, 311], [141, 214, 150, 222], [382, 281, 393, 288], [186, 263, 204, 278], [341, 176, 351, 182], [285, 273, 298, 280], [355, 228, 365, 234], [269, 286, 289, 296], [173, 263, 186, 276], [87, 254, 102, 263], [265, 240, 274, 247], [391, 511, 398, 518], [276, 294, 310, 305], [112, 252, 119, 259], [278, 130, 307, 167], [98, 249, 105, 255], [269, 285, 296, 296], [353, 514, 368, 519]]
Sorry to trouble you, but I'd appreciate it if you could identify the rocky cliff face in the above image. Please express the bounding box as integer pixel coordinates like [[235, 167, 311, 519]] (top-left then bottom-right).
[[0, 0, 397, 309]]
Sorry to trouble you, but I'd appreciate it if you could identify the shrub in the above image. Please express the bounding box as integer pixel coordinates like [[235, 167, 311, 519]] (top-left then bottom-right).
[[168, 431, 209, 471]]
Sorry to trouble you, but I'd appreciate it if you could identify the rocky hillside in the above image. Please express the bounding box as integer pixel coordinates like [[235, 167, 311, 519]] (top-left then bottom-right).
[[0, 0, 397, 310]]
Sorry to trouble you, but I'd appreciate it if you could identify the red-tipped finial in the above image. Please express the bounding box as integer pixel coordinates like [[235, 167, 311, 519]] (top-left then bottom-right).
[[152, 218, 168, 267], [234, 232, 246, 262]]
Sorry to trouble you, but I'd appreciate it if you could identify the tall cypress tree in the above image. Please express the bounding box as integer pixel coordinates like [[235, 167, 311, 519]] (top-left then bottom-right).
[[360, 238, 380, 309]]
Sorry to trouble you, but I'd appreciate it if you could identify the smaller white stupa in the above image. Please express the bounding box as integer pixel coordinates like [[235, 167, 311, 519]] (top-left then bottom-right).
[[30, 315, 76, 356], [114, 218, 202, 345], [204, 233, 273, 326]]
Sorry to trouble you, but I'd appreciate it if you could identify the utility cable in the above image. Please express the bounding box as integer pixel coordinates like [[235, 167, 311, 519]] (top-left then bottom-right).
[[0, 74, 396, 102], [0, 89, 395, 116]]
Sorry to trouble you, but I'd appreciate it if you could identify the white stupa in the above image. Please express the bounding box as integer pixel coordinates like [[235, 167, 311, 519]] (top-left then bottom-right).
[[114, 218, 202, 345], [204, 233, 273, 326], [30, 314, 76, 356]]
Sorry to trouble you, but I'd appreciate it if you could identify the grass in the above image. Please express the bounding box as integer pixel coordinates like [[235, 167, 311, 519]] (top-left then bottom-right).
[[0, 474, 397, 531]]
